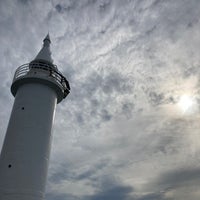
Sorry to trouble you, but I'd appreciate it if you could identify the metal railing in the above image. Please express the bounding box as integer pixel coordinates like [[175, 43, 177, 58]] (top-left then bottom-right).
[[13, 62, 70, 98]]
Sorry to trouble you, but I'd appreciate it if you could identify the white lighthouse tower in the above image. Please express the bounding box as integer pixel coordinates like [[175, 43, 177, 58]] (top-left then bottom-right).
[[0, 34, 70, 200]]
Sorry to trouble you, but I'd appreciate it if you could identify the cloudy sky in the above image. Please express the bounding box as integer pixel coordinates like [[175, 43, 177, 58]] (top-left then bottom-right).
[[1, 0, 200, 199]]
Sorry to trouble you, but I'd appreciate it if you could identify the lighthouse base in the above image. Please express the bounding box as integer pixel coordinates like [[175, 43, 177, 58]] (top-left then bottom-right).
[[0, 189, 44, 200]]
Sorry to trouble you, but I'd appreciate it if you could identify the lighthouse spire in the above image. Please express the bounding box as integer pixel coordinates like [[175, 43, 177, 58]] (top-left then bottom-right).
[[34, 33, 53, 63]]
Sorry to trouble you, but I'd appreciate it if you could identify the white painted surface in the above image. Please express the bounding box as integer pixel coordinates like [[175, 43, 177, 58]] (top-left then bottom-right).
[[0, 35, 69, 200], [0, 83, 57, 200]]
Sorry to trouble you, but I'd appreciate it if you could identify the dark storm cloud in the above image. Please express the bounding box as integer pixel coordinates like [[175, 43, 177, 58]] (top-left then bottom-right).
[[47, 184, 133, 200], [46, 193, 78, 200], [87, 185, 133, 200], [138, 167, 200, 199], [158, 167, 200, 188], [137, 192, 165, 200]]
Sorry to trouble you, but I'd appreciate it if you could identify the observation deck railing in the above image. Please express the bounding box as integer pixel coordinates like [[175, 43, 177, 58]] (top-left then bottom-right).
[[13, 62, 70, 98]]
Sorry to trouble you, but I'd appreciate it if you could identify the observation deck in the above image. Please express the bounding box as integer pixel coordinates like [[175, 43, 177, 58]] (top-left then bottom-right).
[[11, 61, 70, 103]]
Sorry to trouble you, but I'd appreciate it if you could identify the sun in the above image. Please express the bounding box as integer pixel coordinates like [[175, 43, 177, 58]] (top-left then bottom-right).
[[178, 94, 196, 114]]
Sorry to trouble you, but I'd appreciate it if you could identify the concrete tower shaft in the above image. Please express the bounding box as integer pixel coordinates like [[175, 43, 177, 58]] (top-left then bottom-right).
[[0, 35, 70, 200]]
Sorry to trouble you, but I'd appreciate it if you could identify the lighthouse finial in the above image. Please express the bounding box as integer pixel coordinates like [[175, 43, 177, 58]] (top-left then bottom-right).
[[44, 33, 51, 43], [34, 34, 53, 63]]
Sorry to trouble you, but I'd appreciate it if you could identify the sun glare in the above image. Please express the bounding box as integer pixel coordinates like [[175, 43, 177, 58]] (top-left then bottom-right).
[[178, 95, 196, 114]]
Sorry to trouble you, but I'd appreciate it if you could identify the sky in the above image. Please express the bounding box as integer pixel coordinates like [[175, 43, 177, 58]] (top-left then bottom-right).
[[0, 0, 200, 199]]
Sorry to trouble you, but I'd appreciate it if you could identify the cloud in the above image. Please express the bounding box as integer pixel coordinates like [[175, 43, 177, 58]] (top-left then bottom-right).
[[0, 0, 200, 199], [157, 167, 200, 189], [140, 167, 200, 200], [87, 184, 133, 200], [136, 192, 165, 200], [46, 193, 79, 200]]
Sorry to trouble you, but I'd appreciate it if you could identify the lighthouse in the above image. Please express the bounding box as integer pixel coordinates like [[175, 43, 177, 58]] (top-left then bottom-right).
[[0, 34, 70, 200]]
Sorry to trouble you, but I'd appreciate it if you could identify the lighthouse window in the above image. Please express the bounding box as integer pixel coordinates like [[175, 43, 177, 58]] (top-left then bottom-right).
[[8, 164, 12, 168], [21, 107, 25, 110]]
